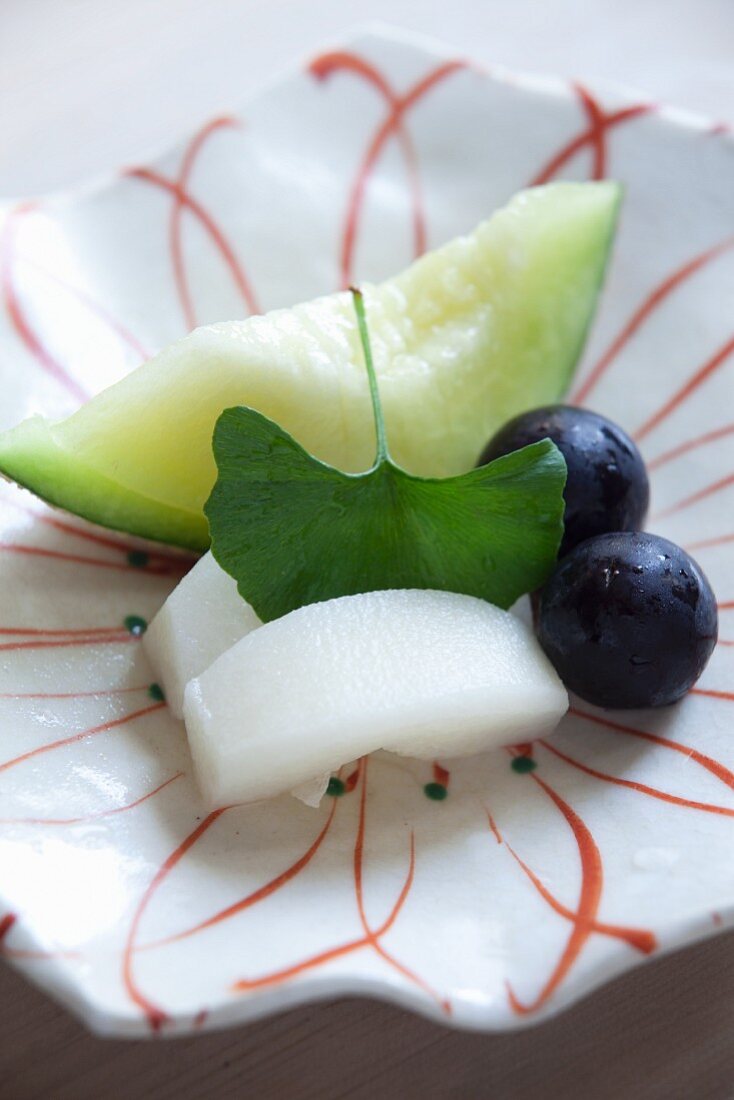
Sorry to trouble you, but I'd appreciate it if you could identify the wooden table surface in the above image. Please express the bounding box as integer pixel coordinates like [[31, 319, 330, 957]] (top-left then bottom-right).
[[3, 929, 734, 1099], [2, 3, 734, 1097]]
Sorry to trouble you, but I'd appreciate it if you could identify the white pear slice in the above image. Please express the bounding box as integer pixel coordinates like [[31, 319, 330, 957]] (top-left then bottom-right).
[[183, 589, 568, 808], [143, 553, 260, 718], [144, 555, 327, 807]]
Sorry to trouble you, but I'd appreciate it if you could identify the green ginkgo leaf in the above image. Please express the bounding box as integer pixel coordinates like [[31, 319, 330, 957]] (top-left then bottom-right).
[[206, 290, 567, 622]]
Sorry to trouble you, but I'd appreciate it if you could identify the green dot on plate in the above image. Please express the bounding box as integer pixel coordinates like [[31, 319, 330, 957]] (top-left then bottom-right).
[[148, 683, 165, 701], [127, 550, 150, 568], [511, 756, 537, 774], [326, 777, 346, 797], [423, 782, 448, 801], [124, 615, 148, 637]]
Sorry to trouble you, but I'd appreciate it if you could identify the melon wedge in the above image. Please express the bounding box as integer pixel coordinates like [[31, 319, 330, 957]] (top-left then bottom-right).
[[182, 589, 568, 807], [0, 182, 620, 550]]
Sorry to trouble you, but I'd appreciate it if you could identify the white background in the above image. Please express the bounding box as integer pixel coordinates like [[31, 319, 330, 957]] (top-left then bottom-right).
[[2, 0, 734, 197]]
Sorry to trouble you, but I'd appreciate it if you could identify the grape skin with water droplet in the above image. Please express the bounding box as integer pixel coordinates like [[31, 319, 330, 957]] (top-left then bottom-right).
[[536, 532, 718, 709]]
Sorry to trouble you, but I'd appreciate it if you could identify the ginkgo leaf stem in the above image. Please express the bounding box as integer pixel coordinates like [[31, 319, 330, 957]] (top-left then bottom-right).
[[351, 287, 390, 465]]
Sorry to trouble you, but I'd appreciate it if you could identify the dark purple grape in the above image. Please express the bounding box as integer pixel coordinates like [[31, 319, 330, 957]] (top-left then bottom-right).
[[537, 532, 718, 709], [478, 405, 649, 556]]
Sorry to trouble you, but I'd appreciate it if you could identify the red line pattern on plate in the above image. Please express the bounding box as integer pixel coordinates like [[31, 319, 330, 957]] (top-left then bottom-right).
[[691, 686, 734, 701], [0, 625, 132, 637], [542, 739, 734, 816], [0, 912, 81, 961], [1, 203, 90, 403], [0, 772, 182, 826], [634, 334, 734, 443], [310, 51, 466, 288], [569, 707, 734, 790], [0, 633, 133, 653], [504, 760, 606, 1015], [0, 490, 193, 573], [123, 807, 230, 1030], [487, 810, 656, 954], [0, 702, 165, 776], [122, 778, 368, 1030], [433, 762, 450, 787], [231, 759, 449, 1013], [573, 238, 734, 406], [0, 541, 183, 577], [127, 164, 260, 322], [140, 796, 340, 950], [0, 913, 17, 942], [170, 116, 244, 330], [649, 423, 734, 473], [529, 84, 651, 186], [686, 531, 734, 552], [0, 685, 152, 700], [653, 472, 734, 520], [18, 255, 151, 363]]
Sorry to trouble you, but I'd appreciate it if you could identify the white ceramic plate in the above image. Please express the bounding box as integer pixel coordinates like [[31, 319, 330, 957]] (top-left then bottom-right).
[[0, 25, 733, 1037]]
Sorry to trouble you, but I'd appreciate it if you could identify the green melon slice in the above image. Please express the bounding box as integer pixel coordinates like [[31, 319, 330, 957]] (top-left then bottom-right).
[[0, 182, 620, 550]]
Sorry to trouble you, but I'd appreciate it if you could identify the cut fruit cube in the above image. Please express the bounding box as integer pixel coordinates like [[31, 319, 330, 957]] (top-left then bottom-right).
[[183, 589, 568, 807], [143, 552, 261, 718], [0, 182, 621, 549], [290, 774, 331, 808]]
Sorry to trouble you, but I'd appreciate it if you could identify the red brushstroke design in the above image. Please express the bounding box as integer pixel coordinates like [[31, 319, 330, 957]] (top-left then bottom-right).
[[1, 204, 89, 403], [0, 625, 131, 637], [0, 624, 138, 653], [432, 762, 450, 787], [653, 472, 734, 520], [529, 84, 651, 186], [0, 633, 133, 653], [691, 686, 734, 701], [513, 741, 535, 758], [0, 702, 165, 775], [0, 913, 80, 961], [0, 772, 182, 826], [124, 785, 353, 1028], [541, 739, 734, 817], [487, 811, 503, 845], [310, 52, 466, 288], [122, 808, 229, 1030], [231, 760, 449, 1013], [344, 764, 361, 793], [352, 759, 449, 1010], [0, 913, 17, 942], [649, 423, 734, 473], [573, 238, 734, 405], [0, 685, 152, 700], [505, 764, 606, 1015], [686, 531, 734, 552], [0, 541, 183, 576], [170, 116, 243, 330], [19, 255, 150, 363], [127, 166, 259, 322], [0, 490, 193, 573], [570, 707, 734, 791], [634, 334, 734, 442], [140, 798, 339, 950], [487, 811, 655, 954]]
